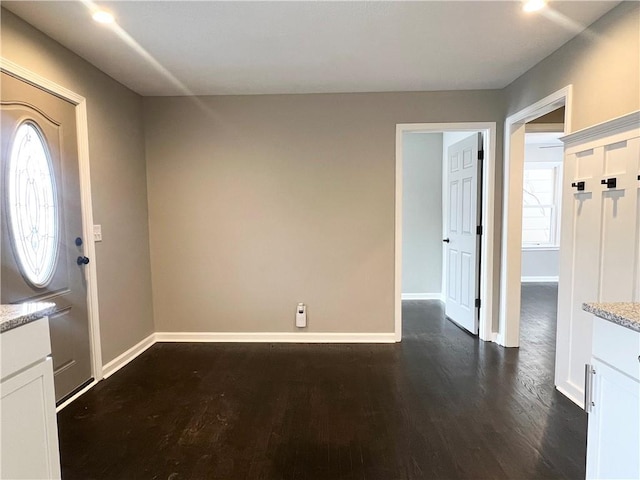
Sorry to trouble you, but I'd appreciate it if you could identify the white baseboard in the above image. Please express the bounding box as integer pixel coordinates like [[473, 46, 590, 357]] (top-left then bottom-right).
[[495, 332, 519, 348], [102, 333, 156, 379], [401, 292, 444, 301], [489, 332, 499, 343], [155, 332, 396, 343], [521, 276, 559, 283], [556, 382, 584, 408], [56, 380, 98, 412], [60, 329, 394, 411]]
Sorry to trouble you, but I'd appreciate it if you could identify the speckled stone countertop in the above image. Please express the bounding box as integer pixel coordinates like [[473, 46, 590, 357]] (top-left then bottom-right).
[[0, 303, 57, 334], [583, 302, 640, 333]]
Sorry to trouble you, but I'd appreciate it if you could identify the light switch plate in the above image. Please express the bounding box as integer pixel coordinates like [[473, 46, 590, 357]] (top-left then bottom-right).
[[93, 224, 102, 242]]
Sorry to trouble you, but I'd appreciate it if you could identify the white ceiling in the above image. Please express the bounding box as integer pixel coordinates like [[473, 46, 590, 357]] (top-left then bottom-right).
[[3, 1, 621, 96]]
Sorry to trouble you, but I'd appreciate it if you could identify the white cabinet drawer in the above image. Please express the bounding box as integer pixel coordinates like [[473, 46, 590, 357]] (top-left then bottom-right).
[[0, 317, 51, 380], [592, 316, 640, 381]]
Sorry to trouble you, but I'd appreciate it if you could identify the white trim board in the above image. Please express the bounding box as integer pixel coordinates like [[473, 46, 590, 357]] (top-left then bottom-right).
[[521, 276, 559, 283], [401, 293, 444, 301], [155, 332, 396, 343], [561, 110, 640, 148], [58, 333, 155, 411], [102, 333, 156, 379], [556, 382, 584, 409], [396, 122, 497, 344], [0, 58, 104, 383], [56, 380, 98, 412], [499, 85, 572, 348]]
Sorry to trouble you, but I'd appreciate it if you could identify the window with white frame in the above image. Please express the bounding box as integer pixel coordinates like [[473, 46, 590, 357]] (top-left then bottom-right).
[[522, 162, 561, 248]]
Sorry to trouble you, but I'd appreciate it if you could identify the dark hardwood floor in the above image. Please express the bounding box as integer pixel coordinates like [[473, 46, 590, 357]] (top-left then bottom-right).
[[58, 284, 586, 479]]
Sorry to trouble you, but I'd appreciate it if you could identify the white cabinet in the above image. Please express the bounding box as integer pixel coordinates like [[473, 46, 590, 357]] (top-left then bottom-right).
[[585, 316, 640, 480], [1, 317, 61, 480]]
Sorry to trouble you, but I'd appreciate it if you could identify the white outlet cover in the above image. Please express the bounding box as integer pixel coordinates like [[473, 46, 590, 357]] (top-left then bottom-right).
[[93, 224, 102, 242]]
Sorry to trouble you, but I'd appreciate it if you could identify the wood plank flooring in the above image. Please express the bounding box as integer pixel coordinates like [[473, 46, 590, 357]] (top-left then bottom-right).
[[57, 284, 586, 479]]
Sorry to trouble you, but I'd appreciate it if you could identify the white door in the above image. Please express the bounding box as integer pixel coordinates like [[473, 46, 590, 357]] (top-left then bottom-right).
[[1, 72, 93, 403], [444, 133, 482, 334]]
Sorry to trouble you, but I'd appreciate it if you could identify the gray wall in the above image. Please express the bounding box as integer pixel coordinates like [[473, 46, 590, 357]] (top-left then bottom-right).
[[505, 1, 640, 131], [402, 133, 443, 296], [1, 10, 155, 364], [502, 1, 638, 326], [522, 250, 559, 280], [143, 92, 504, 333]]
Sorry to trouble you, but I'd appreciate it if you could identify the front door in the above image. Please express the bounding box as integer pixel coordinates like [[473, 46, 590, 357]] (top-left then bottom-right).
[[1, 72, 92, 402], [444, 133, 482, 334]]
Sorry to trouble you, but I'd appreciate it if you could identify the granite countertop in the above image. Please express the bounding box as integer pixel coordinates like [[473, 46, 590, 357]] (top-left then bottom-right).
[[582, 302, 640, 333], [0, 302, 57, 334]]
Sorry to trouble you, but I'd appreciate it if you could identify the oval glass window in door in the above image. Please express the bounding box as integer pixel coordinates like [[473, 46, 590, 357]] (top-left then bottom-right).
[[7, 121, 59, 288]]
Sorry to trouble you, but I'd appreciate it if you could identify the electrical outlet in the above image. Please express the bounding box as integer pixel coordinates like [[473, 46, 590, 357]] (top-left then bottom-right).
[[93, 224, 102, 242], [296, 303, 307, 328]]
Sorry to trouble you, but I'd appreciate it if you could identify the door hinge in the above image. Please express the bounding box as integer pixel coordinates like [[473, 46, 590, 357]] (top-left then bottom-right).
[[476, 225, 483, 235], [475, 298, 481, 308], [478, 150, 484, 161]]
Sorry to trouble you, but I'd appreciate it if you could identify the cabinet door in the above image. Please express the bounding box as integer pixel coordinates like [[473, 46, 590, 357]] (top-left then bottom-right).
[[586, 358, 640, 480], [0, 357, 61, 480]]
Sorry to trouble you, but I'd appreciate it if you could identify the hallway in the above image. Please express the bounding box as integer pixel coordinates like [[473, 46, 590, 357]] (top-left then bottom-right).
[[58, 296, 586, 479]]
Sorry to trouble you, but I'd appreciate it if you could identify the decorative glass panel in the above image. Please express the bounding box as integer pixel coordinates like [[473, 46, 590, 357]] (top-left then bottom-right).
[[7, 122, 59, 287]]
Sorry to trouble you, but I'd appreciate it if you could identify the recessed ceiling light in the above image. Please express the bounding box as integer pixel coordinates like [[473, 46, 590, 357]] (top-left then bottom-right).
[[92, 10, 115, 24], [523, 0, 547, 13]]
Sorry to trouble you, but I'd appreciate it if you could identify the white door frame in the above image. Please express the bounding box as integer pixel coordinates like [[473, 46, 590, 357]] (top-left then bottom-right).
[[498, 85, 573, 347], [1, 58, 103, 384], [395, 122, 497, 342]]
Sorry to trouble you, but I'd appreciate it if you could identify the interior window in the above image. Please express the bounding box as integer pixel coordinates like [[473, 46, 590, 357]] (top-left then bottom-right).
[[522, 164, 560, 247]]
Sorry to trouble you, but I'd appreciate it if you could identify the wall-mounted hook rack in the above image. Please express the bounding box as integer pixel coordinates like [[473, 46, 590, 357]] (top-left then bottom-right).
[[601, 178, 617, 189]]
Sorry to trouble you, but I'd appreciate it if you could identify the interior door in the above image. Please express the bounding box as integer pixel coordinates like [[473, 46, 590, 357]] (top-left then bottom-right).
[[1, 72, 92, 402], [444, 133, 482, 334]]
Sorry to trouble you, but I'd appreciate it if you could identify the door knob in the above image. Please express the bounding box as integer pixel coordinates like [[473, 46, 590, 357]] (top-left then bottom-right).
[[571, 181, 585, 191], [442, 238, 450, 243], [75, 237, 83, 246], [76, 256, 90, 266]]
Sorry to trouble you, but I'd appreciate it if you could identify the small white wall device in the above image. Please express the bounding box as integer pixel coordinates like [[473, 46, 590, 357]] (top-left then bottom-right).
[[296, 303, 307, 328]]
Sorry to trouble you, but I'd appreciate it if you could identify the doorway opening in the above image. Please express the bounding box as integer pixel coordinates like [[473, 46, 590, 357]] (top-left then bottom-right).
[[499, 86, 572, 349], [520, 108, 565, 379], [395, 122, 497, 342]]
